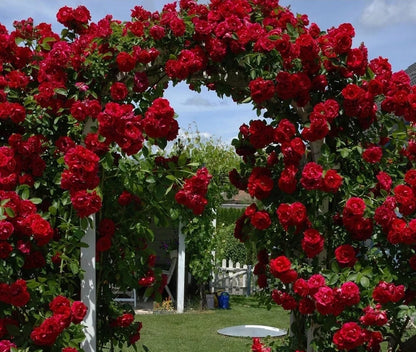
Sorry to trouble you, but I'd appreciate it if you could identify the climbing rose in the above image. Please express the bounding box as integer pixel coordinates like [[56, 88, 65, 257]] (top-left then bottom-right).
[[332, 322, 366, 350]]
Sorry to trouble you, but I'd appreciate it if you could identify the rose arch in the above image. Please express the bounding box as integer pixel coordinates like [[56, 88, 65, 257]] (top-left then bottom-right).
[[1, 1, 416, 352]]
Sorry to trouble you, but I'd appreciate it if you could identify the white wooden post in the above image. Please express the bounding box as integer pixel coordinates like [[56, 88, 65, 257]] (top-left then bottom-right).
[[80, 215, 96, 352], [177, 222, 185, 313]]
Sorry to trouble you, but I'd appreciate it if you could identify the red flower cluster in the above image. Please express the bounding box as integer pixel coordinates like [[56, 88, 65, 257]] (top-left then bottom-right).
[[61, 145, 102, 218], [269, 255, 297, 284], [300, 162, 342, 193], [165, 47, 206, 80], [248, 78, 275, 105], [97, 102, 144, 155], [111, 313, 134, 328], [276, 202, 308, 232], [56, 5, 91, 32], [372, 281, 405, 304], [247, 167, 273, 200], [0, 279, 30, 307], [245, 204, 271, 230], [301, 229, 324, 258], [0, 134, 46, 190], [141, 98, 178, 141], [302, 99, 339, 142], [360, 304, 388, 327], [175, 167, 212, 215], [342, 197, 373, 241], [335, 244, 357, 267], [30, 295, 87, 346], [0, 190, 53, 249], [251, 337, 271, 352]]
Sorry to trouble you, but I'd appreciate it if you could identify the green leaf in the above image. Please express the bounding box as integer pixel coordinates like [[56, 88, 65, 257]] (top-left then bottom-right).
[[69, 261, 79, 275], [360, 276, 370, 288], [29, 198, 42, 205]]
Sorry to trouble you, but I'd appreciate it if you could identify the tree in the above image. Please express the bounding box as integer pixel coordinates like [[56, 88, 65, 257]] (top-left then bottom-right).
[[166, 129, 240, 308]]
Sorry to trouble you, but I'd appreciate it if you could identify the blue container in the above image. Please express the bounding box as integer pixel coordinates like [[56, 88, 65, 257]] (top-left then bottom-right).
[[219, 292, 230, 309]]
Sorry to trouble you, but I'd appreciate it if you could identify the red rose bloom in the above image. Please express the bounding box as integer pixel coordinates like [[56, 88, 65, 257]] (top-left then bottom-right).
[[322, 169, 342, 193], [335, 244, 357, 267], [314, 286, 336, 315], [9, 279, 30, 307], [0, 221, 13, 240], [333, 322, 366, 351], [116, 52, 136, 72], [247, 167, 273, 200], [110, 82, 128, 101], [71, 301, 88, 324], [360, 305, 388, 326], [111, 313, 134, 327], [302, 229, 324, 258], [300, 162, 323, 190], [251, 211, 271, 230], [269, 255, 291, 278], [70, 190, 102, 218], [362, 145, 383, 163], [249, 78, 275, 105], [377, 171, 392, 192], [278, 165, 297, 194]]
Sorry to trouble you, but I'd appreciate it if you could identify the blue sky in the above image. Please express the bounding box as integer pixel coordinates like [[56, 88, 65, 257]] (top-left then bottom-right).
[[1, 0, 415, 143]]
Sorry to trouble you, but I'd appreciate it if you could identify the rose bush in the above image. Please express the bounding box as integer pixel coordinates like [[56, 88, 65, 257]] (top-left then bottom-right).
[[1, 0, 416, 351]]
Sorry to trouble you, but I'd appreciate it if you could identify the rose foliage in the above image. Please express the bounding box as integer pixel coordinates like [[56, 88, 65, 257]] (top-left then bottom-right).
[[1, 0, 416, 351]]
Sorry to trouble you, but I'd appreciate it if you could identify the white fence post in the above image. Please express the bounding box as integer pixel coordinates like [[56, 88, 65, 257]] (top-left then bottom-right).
[[80, 215, 96, 352], [177, 222, 185, 313]]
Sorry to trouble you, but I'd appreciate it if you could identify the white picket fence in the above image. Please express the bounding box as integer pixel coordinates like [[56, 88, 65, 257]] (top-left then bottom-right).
[[210, 258, 255, 296]]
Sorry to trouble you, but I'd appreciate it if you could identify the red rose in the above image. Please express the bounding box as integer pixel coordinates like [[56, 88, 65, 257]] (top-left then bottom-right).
[[248, 120, 274, 149], [111, 313, 134, 327], [362, 145, 383, 163], [372, 281, 405, 304], [0, 242, 12, 259], [269, 255, 291, 278], [116, 52, 136, 72], [335, 244, 357, 267], [278, 165, 297, 194], [9, 279, 30, 307], [274, 119, 296, 143], [322, 169, 342, 193], [62, 348, 79, 352], [276, 203, 292, 230], [0, 221, 14, 241], [110, 82, 128, 101], [70, 190, 102, 218], [300, 162, 323, 190], [301, 229, 324, 258], [49, 295, 70, 314], [405, 169, 416, 188], [247, 167, 273, 200], [71, 301, 87, 324], [333, 322, 366, 350], [0, 340, 17, 352], [360, 305, 388, 326], [343, 197, 366, 217], [376, 171, 392, 192], [313, 286, 336, 315], [293, 279, 310, 297], [307, 274, 326, 295], [279, 269, 298, 284], [290, 202, 308, 227], [339, 281, 360, 307], [30, 316, 61, 346], [251, 211, 271, 230], [298, 297, 315, 315], [248, 78, 275, 105]]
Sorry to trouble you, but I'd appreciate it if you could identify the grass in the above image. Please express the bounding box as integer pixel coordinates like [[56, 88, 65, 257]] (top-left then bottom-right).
[[127, 295, 290, 352]]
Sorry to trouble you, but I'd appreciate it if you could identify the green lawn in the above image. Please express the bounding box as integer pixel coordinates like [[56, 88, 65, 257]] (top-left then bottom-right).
[[128, 296, 290, 352]]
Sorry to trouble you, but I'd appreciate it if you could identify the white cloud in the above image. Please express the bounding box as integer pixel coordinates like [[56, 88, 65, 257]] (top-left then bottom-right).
[[360, 0, 416, 27]]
